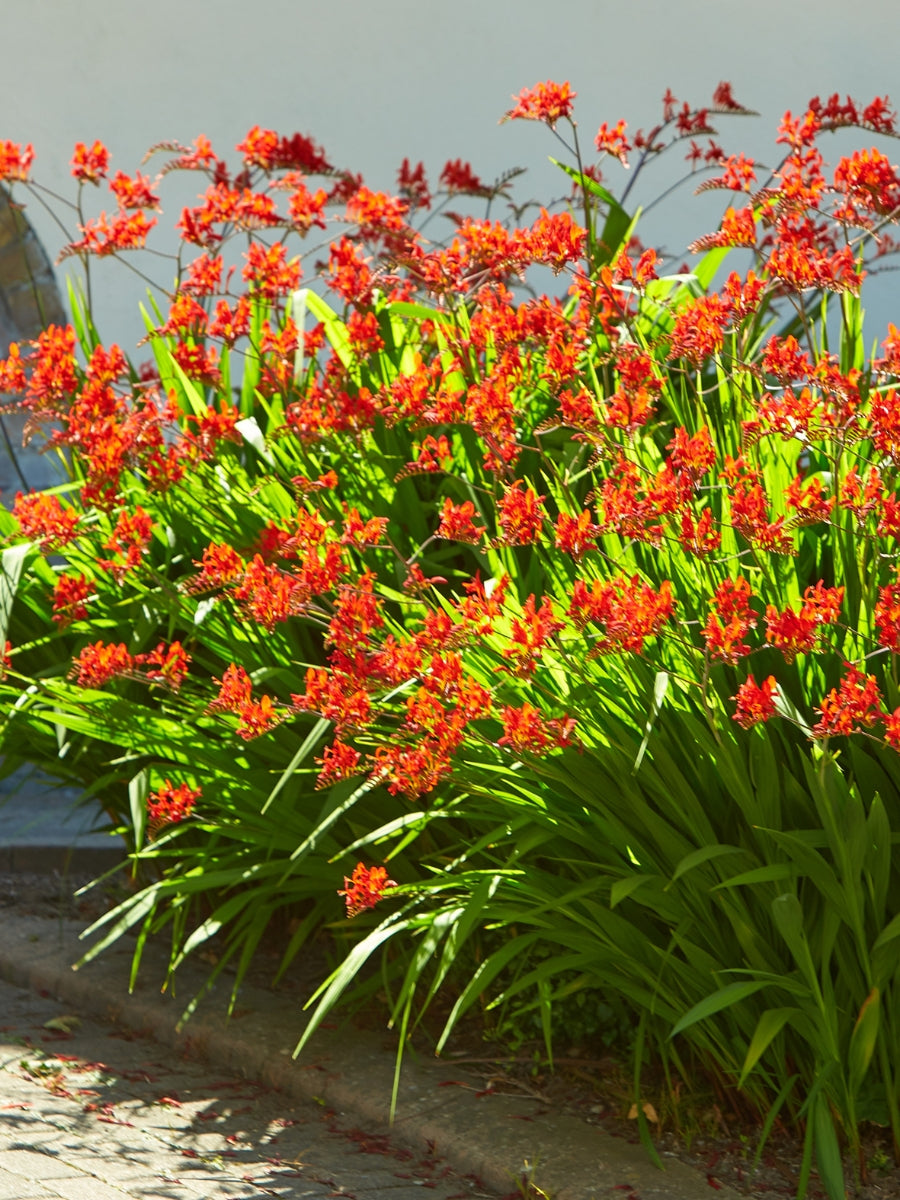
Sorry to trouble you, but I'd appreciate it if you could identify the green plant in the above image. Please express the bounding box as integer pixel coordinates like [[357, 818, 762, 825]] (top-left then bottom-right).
[[3, 82, 900, 1197]]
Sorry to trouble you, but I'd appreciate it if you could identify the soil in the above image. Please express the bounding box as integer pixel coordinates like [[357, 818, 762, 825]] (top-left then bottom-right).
[[3, 867, 900, 1200]]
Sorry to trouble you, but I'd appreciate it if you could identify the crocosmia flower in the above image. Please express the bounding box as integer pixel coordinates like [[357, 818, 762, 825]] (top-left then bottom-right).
[[338, 863, 396, 918], [147, 780, 200, 828]]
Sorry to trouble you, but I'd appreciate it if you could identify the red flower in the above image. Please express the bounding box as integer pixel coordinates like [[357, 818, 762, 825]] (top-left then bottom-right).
[[147, 780, 200, 828], [569, 575, 675, 655], [498, 702, 575, 755], [71, 642, 134, 688], [497, 482, 546, 546], [668, 293, 732, 364], [703, 577, 756, 664], [436, 498, 486, 544], [236, 126, 331, 173], [503, 595, 564, 675], [51, 573, 92, 627], [595, 120, 632, 167], [397, 158, 431, 209], [242, 242, 301, 299], [316, 740, 362, 789], [100, 506, 153, 579], [505, 81, 576, 127], [139, 641, 191, 690], [70, 140, 109, 183], [13, 492, 80, 548], [63, 210, 157, 258], [338, 863, 396, 918], [813, 663, 883, 738], [885, 708, 900, 750], [554, 509, 599, 558], [109, 170, 160, 210], [346, 186, 409, 235], [439, 159, 491, 198], [765, 583, 843, 662], [0, 140, 34, 182], [732, 675, 778, 728], [875, 574, 900, 650]]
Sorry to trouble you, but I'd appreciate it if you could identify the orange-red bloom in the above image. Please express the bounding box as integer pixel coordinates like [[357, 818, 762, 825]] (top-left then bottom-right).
[[338, 862, 396, 918], [147, 780, 200, 827], [71, 641, 134, 688], [70, 140, 109, 184], [732, 675, 778, 728], [505, 81, 576, 127]]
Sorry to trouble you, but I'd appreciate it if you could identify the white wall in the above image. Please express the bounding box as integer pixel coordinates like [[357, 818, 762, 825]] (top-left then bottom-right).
[[5, 0, 900, 353]]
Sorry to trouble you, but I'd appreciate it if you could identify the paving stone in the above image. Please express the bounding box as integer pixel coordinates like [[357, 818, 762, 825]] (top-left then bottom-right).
[[47, 1178, 134, 1200], [0, 1148, 81, 1179], [0, 1165, 52, 1198]]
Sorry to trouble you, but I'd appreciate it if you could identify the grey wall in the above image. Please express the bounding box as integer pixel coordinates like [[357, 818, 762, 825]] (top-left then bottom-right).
[[3, 0, 900, 353]]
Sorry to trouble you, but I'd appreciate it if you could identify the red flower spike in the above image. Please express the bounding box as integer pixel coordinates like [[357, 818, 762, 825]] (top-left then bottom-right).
[[504, 81, 576, 127], [732, 675, 778, 729], [595, 121, 632, 168], [570, 575, 675, 655], [109, 169, 160, 210], [703, 577, 756, 664], [554, 509, 600, 558], [0, 140, 34, 182], [71, 642, 134, 689], [140, 641, 191, 690], [439, 159, 492, 198], [764, 582, 844, 664], [875, 574, 900, 650], [503, 595, 565, 675], [436, 498, 486, 544], [51, 574, 92, 628], [813, 663, 883, 738], [497, 482, 546, 546], [668, 293, 732, 365], [71, 141, 109, 184], [316, 741, 362, 789], [63, 210, 157, 259], [147, 780, 200, 828], [13, 492, 80, 548], [236, 126, 331, 174], [885, 708, 900, 750], [338, 863, 396, 918]]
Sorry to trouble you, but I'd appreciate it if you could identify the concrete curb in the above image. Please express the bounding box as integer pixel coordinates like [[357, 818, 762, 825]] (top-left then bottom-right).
[[0, 843, 125, 874], [0, 911, 742, 1200]]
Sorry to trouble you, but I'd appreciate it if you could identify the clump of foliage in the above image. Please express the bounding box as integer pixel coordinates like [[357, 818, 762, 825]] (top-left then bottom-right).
[[3, 80, 900, 1198]]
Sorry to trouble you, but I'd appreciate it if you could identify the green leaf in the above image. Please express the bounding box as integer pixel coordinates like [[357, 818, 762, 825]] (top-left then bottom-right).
[[128, 768, 148, 854], [261, 718, 330, 814], [848, 987, 880, 1097], [739, 1007, 799, 1085], [610, 874, 658, 909], [670, 981, 770, 1038], [812, 1091, 846, 1200], [0, 542, 31, 650], [634, 671, 668, 772], [670, 844, 744, 884], [714, 863, 794, 890], [235, 417, 275, 466]]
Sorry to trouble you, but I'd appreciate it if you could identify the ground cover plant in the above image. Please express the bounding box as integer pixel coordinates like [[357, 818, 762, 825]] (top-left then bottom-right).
[[3, 80, 900, 1196]]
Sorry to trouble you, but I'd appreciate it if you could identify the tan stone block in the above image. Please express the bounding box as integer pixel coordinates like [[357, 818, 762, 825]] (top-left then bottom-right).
[[0, 1149, 81, 1180]]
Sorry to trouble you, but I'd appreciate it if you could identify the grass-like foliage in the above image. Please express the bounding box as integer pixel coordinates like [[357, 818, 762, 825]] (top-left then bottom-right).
[[3, 81, 900, 1196]]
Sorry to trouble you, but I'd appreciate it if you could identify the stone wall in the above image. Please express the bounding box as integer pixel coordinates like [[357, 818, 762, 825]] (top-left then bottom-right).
[[0, 185, 67, 499]]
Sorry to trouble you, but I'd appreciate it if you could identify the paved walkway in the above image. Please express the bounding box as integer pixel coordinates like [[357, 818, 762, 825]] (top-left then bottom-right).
[[0, 976, 491, 1200], [0, 774, 746, 1200]]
